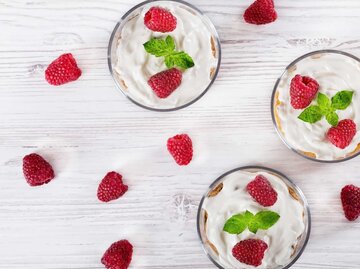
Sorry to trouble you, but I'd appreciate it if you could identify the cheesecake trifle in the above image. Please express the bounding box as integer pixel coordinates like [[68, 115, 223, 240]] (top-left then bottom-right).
[[197, 166, 310, 269], [108, 0, 221, 111], [272, 50, 360, 162]]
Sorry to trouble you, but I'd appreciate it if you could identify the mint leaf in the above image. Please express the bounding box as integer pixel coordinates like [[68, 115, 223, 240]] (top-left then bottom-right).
[[248, 220, 259, 233], [165, 52, 195, 69], [248, 211, 280, 233], [326, 112, 339, 126], [165, 35, 175, 51], [317, 93, 331, 112], [223, 210, 280, 235], [223, 211, 254, 234], [331, 91, 354, 110], [298, 105, 323, 123], [143, 36, 175, 57], [144, 36, 195, 70]]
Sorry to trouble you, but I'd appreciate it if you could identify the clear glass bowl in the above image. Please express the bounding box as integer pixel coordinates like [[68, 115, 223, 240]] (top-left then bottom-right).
[[197, 166, 311, 269], [271, 50, 360, 163], [107, 0, 221, 112]]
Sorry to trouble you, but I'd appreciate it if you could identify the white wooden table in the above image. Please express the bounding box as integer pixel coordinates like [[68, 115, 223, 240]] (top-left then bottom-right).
[[1, 0, 360, 268]]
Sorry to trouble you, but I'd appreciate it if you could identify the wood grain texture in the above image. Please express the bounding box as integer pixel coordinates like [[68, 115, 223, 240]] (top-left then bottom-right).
[[1, 0, 360, 268]]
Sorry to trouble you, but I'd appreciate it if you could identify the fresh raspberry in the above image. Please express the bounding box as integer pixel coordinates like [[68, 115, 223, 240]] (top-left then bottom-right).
[[97, 171, 128, 202], [243, 0, 277, 25], [23, 153, 55, 187], [167, 134, 193, 166], [327, 119, 356, 149], [247, 175, 278, 207], [144, 7, 177, 33], [341, 184, 360, 221], [232, 239, 268, 267], [290, 75, 319, 109], [101, 240, 133, 269], [148, 68, 182, 98], [45, 53, 81, 86]]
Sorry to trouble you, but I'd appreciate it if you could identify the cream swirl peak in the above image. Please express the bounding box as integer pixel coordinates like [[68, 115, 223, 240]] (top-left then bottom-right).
[[114, 1, 218, 110], [274, 51, 360, 160], [202, 170, 305, 269]]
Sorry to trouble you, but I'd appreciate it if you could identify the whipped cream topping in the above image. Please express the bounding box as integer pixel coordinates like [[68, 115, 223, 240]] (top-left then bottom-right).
[[114, 1, 218, 109], [275, 52, 360, 160], [203, 170, 305, 269]]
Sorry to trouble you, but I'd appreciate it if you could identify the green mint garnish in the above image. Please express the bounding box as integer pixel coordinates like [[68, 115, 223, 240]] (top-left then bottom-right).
[[223, 211, 254, 234], [165, 51, 195, 70], [248, 211, 280, 233], [143, 36, 194, 70], [331, 90, 354, 110], [298, 105, 323, 124], [298, 90, 354, 126], [326, 112, 339, 127], [223, 210, 280, 235], [317, 93, 331, 112], [143, 36, 175, 57]]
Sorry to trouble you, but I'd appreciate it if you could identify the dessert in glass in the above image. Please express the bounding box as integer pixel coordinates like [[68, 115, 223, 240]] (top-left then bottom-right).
[[108, 0, 221, 111], [272, 50, 360, 162], [197, 166, 310, 269]]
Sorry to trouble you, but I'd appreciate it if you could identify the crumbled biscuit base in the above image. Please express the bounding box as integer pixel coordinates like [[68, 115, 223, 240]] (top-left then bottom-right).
[[208, 183, 223, 197], [210, 36, 216, 58], [288, 187, 300, 201]]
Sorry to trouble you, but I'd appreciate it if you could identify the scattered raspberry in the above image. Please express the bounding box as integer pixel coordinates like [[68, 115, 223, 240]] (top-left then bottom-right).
[[101, 240, 133, 269], [341, 185, 360, 221], [97, 171, 128, 202], [23, 153, 55, 187], [45, 53, 81, 86], [148, 68, 182, 98], [144, 7, 177, 33], [290, 74, 319, 109], [167, 134, 193, 166], [247, 175, 278, 207], [232, 239, 268, 267], [327, 119, 356, 149], [243, 0, 277, 25]]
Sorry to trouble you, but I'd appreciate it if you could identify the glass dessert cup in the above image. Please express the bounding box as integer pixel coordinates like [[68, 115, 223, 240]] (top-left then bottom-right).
[[197, 166, 311, 269], [271, 50, 360, 163], [108, 0, 221, 112]]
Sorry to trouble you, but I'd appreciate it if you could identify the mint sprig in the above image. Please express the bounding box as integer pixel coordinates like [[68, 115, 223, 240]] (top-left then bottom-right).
[[248, 211, 280, 233], [298, 105, 323, 124], [331, 91, 354, 110], [223, 210, 280, 235], [298, 90, 354, 126], [143, 36, 194, 70]]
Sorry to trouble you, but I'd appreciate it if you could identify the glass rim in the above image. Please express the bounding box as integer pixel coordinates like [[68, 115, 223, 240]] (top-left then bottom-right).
[[196, 165, 311, 269], [107, 0, 222, 112], [271, 49, 360, 163]]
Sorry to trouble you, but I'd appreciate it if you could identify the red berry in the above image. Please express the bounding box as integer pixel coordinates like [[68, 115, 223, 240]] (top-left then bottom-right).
[[144, 7, 177, 33], [232, 239, 268, 267], [167, 134, 193, 166], [290, 75, 319, 109], [23, 153, 55, 187], [148, 68, 182, 98], [97, 171, 128, 202], [101, 240, 133, 269], [247, 175, 278, 207], [45, 53, 81, 86], [327, 119, 356, 149], [243, 0, 277, 25], [341, 184, 360, 221]]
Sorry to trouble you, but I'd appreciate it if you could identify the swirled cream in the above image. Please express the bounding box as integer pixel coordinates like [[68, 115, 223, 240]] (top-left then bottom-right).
[[274, 52, 360, 160], [202, 170, 305, 269], [114, 1, 218, 109]]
